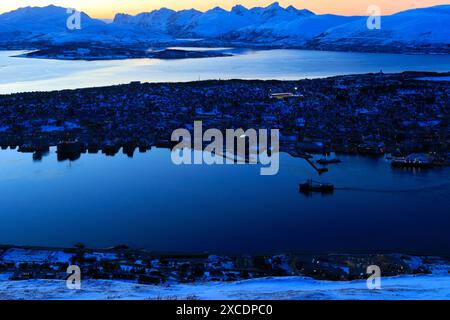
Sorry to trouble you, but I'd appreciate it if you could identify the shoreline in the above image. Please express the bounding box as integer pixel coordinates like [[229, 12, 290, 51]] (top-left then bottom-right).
[[13, 47, 233, 61], [2, 42, 450, 59], [3, 243, 450, 259], [0, 71, 449, 166]]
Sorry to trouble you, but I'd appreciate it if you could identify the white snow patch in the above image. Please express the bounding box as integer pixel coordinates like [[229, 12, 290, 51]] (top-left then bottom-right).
[[40, 125, 64, 132], [403, 256, 423, 270], [1, 249, 72, 264], [1, 275, 450, 300], [417, 76, 450, 82], [84, 252, 118, 261]]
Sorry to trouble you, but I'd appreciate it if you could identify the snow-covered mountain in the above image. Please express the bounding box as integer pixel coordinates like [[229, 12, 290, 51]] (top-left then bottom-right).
[[112, 2, 322, 39], [0, 5, 171, 45], [0, 3, 449, 53], [111, 2, 450, 50], [0, 5, 100, 42], [223, 13, 359, 45], [114, 8, 202, 36], [184, 6, 257, 37], [311, 5, 450, 52], [0, 5, 102, 32]]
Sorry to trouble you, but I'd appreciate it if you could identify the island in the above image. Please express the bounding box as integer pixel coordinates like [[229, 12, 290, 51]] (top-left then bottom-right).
[[14, 45, 233, 61]]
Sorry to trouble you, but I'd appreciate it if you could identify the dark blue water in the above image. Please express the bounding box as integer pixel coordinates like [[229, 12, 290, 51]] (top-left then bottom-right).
[[1, 148, 449, 254]]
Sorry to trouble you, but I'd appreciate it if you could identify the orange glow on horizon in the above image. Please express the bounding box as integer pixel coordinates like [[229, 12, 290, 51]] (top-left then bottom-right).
[[0, 0, 449, 19]]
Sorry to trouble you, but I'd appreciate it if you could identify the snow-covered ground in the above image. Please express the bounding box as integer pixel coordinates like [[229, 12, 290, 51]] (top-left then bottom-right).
[[1, 275, 450, 300], [2, 248, 450, 300], [1, 248, 73, 264], [417, 76, 450, 82]]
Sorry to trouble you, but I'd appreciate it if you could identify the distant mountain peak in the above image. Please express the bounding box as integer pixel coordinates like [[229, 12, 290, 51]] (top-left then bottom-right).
[[266, 2, 282, 9], [285, 5, 314, 15], [153, 7, 175, 14], [4, 4, 64, 14], [180, 8, 201, 14], [260, 1, 287, 19], [0, 4, 448, 53], [231, 4, 249, 15], [0, 4, 98, 25], [285, 5, 297, 12], [208, 6, 227, 14]]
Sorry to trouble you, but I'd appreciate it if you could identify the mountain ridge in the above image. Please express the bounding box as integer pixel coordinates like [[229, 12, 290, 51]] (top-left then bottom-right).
[[0, 3, 449, 53]]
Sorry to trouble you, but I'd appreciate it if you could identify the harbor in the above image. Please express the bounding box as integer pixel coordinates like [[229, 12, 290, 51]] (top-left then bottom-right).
[[0, 72, 449, 169], [0, 147, 449, 254]]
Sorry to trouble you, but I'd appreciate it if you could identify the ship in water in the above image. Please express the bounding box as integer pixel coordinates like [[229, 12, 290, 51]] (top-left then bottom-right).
[[299, 179, 335, 194], [316, 158, 342, 165]]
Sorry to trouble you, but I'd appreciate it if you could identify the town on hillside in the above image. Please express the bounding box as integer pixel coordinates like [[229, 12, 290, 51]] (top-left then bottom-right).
[[0, 72, 449, 167]]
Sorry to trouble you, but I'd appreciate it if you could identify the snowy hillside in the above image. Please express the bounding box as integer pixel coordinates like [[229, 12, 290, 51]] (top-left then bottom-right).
[[112, 2, 324, 40], [2, 275, 450, 300], [0, 5, 103, 32], [114, 8, 202, 36], [312, 5, 450, 51], [185, 6, 258, 37], [0, 5, 101, 43], [0, 3, 449, 52], [225, 14, 359, 45], [111, 2, 450, 49], [0, 5, 171, 45]]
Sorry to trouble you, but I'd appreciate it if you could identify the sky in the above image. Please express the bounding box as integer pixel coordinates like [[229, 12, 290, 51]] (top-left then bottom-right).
[[0, 0, 449, 19]]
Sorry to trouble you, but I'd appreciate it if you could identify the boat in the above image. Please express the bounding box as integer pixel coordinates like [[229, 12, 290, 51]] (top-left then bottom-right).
[[316, 158, 342, 165], [299, 179, 335, 194]]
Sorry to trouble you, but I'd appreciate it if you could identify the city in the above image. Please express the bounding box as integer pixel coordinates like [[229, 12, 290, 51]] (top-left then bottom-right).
[[0, 71, 448, 167]]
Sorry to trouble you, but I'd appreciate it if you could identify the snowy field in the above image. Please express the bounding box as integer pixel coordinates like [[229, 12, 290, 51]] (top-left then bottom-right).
[[1, 248, 450, 300], [417, 76, 450, 82], [1, 275, 450, 300]]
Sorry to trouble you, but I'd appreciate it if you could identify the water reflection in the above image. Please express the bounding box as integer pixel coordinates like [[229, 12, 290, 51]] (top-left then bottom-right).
[[0, 147, 449, 254], [1, 49, 450, 94]]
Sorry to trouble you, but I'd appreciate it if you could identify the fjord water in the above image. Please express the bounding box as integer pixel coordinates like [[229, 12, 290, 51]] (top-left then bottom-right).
[[1, 48, 450, 254], [1, 148, 449, 254], [1, 49, 450, 93]]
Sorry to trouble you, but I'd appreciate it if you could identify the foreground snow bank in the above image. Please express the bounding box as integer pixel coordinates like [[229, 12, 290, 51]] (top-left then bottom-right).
[[417, 76, 450, 82], [1, 275, 450, 300]]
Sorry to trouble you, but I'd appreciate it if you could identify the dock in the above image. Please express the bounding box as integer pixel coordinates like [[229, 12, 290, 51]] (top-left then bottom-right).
[[305, 158, 329, 174]]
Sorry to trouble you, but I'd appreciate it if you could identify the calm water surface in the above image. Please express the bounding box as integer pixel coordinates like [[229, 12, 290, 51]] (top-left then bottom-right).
[[1, 148, 449, 254], [1, 49, 449, 254], [1, 49, 450, 94]]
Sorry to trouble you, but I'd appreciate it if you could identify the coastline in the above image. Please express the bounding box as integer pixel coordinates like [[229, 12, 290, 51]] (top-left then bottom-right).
[[1, 2, 449, 303], [0, 72, 449, 164], [13, 46, 233, 61], [2, 41, 450, 60]]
